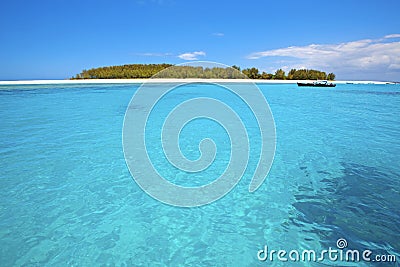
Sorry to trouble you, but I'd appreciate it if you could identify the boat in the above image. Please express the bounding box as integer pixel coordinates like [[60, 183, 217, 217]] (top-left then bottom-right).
[[297, 80, 336, 87]]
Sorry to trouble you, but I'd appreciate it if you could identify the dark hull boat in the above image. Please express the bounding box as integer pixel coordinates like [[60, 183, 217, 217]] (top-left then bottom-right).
[[297, 81, 336, 87]]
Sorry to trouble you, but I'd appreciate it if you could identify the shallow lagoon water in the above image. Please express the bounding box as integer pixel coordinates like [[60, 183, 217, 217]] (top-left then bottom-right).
[[0, 83, 399, 266]]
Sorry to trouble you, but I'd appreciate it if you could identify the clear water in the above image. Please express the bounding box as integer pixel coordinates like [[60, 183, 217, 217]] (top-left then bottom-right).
[[0, 83, 399, 266]]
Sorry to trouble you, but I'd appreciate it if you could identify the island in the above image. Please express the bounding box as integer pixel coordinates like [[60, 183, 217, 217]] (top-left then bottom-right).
[[71, 64, 336, 81]]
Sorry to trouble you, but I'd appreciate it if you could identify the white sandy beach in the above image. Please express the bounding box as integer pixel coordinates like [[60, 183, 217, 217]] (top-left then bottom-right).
[[0, 79, 395, 85]]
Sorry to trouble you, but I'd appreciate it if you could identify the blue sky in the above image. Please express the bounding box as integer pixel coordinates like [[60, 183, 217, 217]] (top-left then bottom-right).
[[1, 0, 399, 81]]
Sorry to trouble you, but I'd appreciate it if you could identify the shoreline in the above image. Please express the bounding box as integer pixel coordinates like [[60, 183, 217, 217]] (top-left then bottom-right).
[[0, 78, 396, 85]]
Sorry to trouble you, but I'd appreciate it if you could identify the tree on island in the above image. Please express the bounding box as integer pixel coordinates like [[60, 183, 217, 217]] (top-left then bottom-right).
[[274, 69, 286, 80], [286, 69, 334, 80], [231, 65, 241, 71], [327, 73, 336, 80], [242, 67, 260, 79], [261, 72, 273, 79]]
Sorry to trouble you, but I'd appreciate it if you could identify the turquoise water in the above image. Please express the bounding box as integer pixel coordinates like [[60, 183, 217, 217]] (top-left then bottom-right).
[[0, 83, 399, 266]]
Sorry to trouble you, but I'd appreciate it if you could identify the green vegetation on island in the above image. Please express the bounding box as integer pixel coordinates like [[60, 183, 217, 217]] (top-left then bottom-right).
[[72, 64, 335, 80]]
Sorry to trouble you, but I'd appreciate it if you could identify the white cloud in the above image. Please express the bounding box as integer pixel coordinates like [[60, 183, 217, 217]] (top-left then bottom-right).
[[178, 51, 206, 60], [134, 51, 207, 61], [384, 34, 400, 39], [247, 34, 400, 80], [389, 63, 400, 70], [212, 32, 224, 37]]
